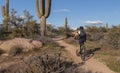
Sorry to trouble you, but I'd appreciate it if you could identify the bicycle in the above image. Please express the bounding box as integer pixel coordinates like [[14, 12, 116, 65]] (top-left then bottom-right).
[[76, 43, 87, 61], [76, 43, 95, 61]]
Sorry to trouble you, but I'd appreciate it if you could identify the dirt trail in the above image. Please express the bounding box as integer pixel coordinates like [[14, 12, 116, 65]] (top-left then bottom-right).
[[53, 37, 115, 73]]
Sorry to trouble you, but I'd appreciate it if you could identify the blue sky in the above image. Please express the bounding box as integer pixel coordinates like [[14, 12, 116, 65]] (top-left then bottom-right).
[[0, 0, 120, 28]]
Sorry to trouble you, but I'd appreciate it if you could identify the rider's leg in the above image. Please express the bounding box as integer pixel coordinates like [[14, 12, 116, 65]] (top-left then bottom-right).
[[76, 43, 81, 56], [78, 42, 81, 54], [79, 42, 84, 54]]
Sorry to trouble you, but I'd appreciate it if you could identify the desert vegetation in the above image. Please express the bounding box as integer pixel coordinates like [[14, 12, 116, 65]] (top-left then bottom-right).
[[0, 8, 39, 39]]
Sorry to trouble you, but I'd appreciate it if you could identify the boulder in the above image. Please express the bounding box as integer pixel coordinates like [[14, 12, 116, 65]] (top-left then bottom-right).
[[0, 38, 42, 52]]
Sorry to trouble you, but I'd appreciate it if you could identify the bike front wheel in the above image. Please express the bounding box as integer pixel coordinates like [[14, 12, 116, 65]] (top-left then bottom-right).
[[80, 45, 86, 61]]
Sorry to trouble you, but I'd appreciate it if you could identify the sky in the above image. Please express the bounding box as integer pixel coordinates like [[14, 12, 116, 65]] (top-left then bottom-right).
[[0, 0, 120, 29]]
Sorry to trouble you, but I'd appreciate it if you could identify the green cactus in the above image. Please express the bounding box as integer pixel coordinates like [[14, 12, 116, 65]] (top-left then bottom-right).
[[65, 17, 69, 38], [1, 0, 9, 31], [106, 22, 108, 31], [35, 0, 51, 36]]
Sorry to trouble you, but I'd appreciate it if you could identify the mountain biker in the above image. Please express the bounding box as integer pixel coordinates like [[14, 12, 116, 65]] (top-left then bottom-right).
[[74, 26, 86, 56]]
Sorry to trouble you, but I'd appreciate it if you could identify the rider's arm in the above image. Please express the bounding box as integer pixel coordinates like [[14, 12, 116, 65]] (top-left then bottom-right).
[[74, 31, 79, 39]]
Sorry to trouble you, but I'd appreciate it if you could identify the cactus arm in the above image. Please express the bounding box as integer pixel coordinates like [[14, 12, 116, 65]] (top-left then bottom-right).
[[1, 6, 5, 17], [40, 0, 44, 15], [6, 0, 9, 17], [36, 0, 42, 18], [44, 0, 51, 18]]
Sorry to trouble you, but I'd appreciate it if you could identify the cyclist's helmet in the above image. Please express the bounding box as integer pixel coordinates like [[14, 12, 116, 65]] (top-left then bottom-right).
[[77, 26, 84, 30], [79, 26, 84, 30]]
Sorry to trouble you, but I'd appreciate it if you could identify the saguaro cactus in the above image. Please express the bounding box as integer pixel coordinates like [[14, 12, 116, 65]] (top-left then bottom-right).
[[35, 0, 51, 36], [1, 0, 9, 30], [65, 17, 68, 38], [106, 22, 108, 31]]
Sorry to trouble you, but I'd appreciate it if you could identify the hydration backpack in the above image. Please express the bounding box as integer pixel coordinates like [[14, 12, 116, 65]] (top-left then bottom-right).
[[78, 30, 86, 42]]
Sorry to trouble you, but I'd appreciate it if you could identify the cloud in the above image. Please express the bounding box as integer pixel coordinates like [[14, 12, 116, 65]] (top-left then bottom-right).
[[46, 22, 52, 25], [54, 9, 70, 13], [85, 20, 103, 25], [71, 27, 77, 30], [19, 15, 26, 19], [20, 16, 25, 19]]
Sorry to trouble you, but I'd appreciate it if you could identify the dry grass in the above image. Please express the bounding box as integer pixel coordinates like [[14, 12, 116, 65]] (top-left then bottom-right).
[[91, 42, 120, 73]]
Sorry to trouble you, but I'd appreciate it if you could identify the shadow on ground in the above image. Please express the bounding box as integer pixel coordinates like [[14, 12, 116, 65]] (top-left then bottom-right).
[[84, 48, 101, 61]]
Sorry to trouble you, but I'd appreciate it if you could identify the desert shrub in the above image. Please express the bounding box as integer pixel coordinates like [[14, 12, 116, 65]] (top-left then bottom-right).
[[99, 27, 107, 32], [86, 26, 99, 32], [86, 26, 105, 41], [0, 27, 12, 40], [57, 26, 66, 35], [90, 25, 120, 50], [86, 26, 107, 33], [9, 45, 23, 56], [56, 26, 72, 37], [105, 26, 120, 49], [0, 53, 91, 73], [89, 32, 104, 41]]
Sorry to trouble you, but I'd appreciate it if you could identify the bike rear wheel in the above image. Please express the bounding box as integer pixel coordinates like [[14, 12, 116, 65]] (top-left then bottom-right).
[[80, 45, 86, 61]]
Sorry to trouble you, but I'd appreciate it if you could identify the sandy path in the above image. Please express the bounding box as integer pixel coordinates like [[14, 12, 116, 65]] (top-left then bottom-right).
[[53, 37, 115, 73]]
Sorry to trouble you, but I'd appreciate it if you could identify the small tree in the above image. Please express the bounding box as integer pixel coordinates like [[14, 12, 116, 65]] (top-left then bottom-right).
[[24, 10, 38, 37]]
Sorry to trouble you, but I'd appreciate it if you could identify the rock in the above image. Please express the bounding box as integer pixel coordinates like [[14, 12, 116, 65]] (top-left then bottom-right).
[[31, 40, 42, 48], [116, 57, 120, 62], [1, 53, 9, 56], [0, 38, 42, 52]]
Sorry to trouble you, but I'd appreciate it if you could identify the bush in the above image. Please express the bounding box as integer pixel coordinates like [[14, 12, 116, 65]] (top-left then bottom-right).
[[86, 26, 105, 41], [105, 26, 120, 49], [0, 53, 91, 73], [89, 32, 104, 41], [9, 45, 23, 56]]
